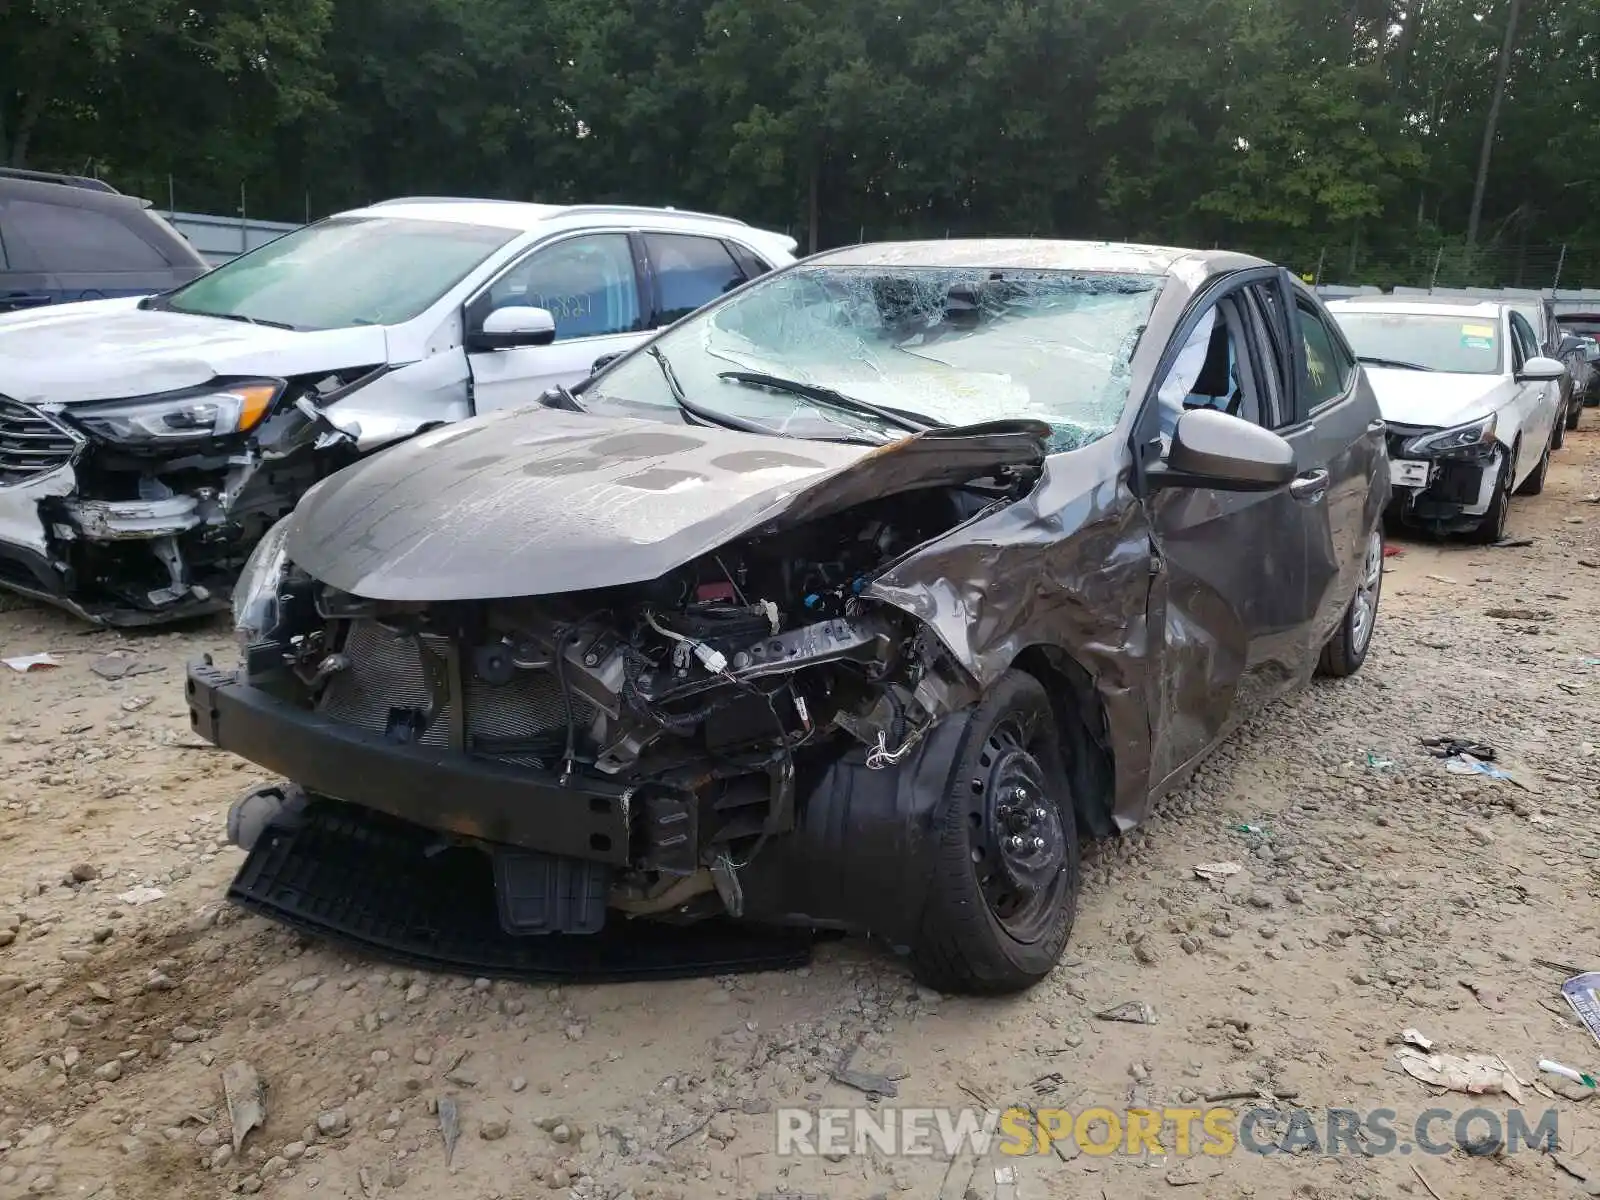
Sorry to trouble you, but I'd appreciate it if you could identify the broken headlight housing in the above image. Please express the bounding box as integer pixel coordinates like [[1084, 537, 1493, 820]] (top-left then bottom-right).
[[73, 380, 281, 446], [1400, 413, 1498, 459], [233, 515, 293, 644]]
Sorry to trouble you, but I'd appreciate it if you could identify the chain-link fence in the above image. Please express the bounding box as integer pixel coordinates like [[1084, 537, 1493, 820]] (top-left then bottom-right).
[[76, 165, 1600, 292]]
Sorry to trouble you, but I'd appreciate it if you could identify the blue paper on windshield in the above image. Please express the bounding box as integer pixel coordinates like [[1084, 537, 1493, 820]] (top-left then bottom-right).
[[1562, 973, 1600, 1046]]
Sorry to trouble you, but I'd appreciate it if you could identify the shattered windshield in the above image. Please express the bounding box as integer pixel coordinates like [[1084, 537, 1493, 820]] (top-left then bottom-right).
[[584, 264, 1161, 450], [156, 216, 517, 331]]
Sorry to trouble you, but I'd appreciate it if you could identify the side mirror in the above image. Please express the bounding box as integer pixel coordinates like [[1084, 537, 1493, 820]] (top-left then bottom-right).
[[1515, 355, 1566, 383], [467, 305, 556, 352], [1148, 409, 1296, 493], [1558, 335, 1584, 358]]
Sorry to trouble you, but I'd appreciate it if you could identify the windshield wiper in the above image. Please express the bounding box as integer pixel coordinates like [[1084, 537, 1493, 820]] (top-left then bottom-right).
[[717, 370, 943, 434], [1357, 355, 1434, 372], [204, 310, 299, 331], [646, 348, 780, 438]]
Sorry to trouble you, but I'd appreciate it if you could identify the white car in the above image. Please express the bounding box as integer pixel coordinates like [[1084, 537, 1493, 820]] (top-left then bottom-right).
[[1325, 297, 1566, 543], [0, 199, 796, 624]]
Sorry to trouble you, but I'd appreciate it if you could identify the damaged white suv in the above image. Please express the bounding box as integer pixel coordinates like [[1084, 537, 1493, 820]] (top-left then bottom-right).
[[0, 199, 795, 624]]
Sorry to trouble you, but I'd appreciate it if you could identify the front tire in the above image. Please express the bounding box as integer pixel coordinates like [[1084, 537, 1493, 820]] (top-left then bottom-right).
[[1468, 448, 1514, 544], [911, 671, 1080, 995], [1319, 526, 1383, 677]]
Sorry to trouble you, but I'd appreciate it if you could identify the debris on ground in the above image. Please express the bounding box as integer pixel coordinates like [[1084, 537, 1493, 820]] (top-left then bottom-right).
[[1425, 574, 1458, 584], [1460, 979, 1507, 1013], [1193, 861, 1243, 882], [1485, 607, 1553, 622], [1552, 1151, 1592, 1181], [1562, 974, 1600, 1045], [1539, 1060, 1597, 1089], [831, 1060, 900, 1098], [1444, 753, 1515, 781], [89, 653, 162, 680], [115, 886, 165, 906], [2, 653, 60, 672], [1387, 1028, 1435, 1051], [437, 1096, 460, 1165], [1233, 823, 1265, 835], [1096, 1001, 1157, 1025], [1030, 1072, 1065, 1096], [1421, 736, 1495, 760], [222, 1061, 266, 1154], [1364, 752, 1395, 770], [1492, 537, 1536, 549], [1392, 1048, 1524, 1102]]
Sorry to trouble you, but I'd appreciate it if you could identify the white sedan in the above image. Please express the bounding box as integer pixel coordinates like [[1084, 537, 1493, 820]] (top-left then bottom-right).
[[1326, 297, 1567, 543]]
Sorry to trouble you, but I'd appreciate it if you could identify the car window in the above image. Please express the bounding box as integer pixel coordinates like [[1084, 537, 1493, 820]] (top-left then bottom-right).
[[725, 241, 773, 281], [1155, 294, 1268, 438], [0, 199, 169, 272], [645, 234, 747, 325], [1509, 312, 1538, 368], [1295, 296, 1353, 407], [481, 233, 641, 342], [167, 215, 517, 331]]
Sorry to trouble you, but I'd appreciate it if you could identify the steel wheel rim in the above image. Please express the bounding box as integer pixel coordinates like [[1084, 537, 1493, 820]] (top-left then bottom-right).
[[965, 714, 1070, 944]]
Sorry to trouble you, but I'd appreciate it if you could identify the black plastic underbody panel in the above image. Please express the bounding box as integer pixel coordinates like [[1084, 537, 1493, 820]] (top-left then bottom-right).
[[229, 800, 813, 981]]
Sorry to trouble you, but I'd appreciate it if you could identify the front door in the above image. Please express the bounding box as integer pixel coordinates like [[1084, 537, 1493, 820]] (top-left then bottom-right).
[[467, 232, 648, 414], [1139, 271, 1337, 790]]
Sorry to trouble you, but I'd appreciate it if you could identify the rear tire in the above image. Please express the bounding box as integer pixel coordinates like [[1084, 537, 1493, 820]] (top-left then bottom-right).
[[911, 670, 1080, 995], [1515, 435, 1550, 496], [1567, 402, 1582, 432], [1319, 526, 1383, 677]]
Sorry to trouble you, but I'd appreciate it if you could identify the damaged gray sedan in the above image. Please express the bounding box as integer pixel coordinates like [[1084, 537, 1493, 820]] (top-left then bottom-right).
[[188, 240, 1388, 993]]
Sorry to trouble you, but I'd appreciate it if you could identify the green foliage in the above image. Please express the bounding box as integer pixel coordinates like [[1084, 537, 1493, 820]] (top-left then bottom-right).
[[1, 0, 1595, 272]]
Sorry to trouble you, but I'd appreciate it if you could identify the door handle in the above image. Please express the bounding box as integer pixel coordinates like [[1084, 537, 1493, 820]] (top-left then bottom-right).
[[1289, 469, 1329, 504], [0, 293, 52, 311]]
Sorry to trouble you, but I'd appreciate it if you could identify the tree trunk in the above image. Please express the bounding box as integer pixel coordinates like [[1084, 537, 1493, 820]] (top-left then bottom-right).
[[806, 154, 820, 255], [1467, 0, 1522, 247], [8, 87, 46, 168]]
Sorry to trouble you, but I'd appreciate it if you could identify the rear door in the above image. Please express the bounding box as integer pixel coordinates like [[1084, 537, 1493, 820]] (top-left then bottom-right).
[[2, 195, 183, 302], [0, 198, 58, 311], [639, 232, 765, 330], [1142, 269, 1336, 788], [1284, 281, 1384, 648], [1507, 310, 1558, 471]]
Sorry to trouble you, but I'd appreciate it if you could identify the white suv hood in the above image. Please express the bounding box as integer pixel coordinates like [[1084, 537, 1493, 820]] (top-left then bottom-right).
[[1364, 367, 1514, 431], [0, 297, 392, 405]]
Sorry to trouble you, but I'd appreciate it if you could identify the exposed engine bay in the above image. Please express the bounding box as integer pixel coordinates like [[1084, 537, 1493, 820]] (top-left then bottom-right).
[[0, 367, 383, 625], [252, 485, 1015, 919]]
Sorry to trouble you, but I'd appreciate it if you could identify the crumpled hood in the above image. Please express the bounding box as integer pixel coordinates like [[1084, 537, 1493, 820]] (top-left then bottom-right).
[[0, 298, 391, 404], [286, 407, 1049, 601], [1364, 367, 1514, 431]]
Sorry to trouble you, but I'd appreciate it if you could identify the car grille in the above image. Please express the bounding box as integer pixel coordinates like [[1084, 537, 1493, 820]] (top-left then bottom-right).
[[318, 619, 589, 764], [0, 397, 80, 485]]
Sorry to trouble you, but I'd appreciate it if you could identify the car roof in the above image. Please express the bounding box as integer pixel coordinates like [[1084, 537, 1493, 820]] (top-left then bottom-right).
[[1325, 296, 1507, 319], [0, 173, 151, 213], [811, 238, 1264, 276]]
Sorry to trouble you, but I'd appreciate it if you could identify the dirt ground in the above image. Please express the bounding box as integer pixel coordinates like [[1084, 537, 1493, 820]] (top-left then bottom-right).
[[1, 427, 1598, 1200]]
